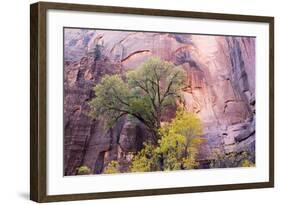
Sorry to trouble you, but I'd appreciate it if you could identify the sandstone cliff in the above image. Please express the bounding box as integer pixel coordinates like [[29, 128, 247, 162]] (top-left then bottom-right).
[[63, 29, 255, 175]]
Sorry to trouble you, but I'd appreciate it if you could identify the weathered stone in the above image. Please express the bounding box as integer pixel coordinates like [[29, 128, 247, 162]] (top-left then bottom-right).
[[227, 122, 250, 132], [63, 29, 256, 174], [224, 144, 236, 154], [223, 135, 235, 145], [235, 129, 255, 142], [221, 118, 255, 155], [224, 101, 249, 124], [119, 122, 144, 152]]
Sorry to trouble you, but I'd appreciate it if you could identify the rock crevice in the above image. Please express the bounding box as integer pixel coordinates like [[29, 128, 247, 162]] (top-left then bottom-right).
[[64, 29, 255, 175]]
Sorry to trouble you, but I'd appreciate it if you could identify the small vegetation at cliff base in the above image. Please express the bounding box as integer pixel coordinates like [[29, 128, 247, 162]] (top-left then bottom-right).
[[130, 142, 160, 172], [104, 160, 120, 174], [210, 149, 255, 168], [76, 165, 91, 175]]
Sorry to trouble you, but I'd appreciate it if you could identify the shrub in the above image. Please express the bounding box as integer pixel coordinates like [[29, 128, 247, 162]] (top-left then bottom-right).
[[241, 159, 254, 167], [104, 160, 120, 174], [210, 149, 255, 168], [130, 143, 160, 172], [76, 165, 91, 175]]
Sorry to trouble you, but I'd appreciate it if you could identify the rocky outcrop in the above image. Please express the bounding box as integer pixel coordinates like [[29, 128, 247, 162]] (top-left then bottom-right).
[[64, 29, 255, 175]]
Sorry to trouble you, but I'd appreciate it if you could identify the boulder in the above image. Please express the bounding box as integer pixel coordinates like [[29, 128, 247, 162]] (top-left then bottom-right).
[[119, 122, 144, 152]]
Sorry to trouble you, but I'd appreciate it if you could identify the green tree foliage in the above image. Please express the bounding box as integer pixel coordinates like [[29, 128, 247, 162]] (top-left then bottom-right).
[[130, 109, 204, 172], [89, 57, 185, 142], [89, 74, 131, 127], [76, 165, 91, 175], [104, 160, 120, 174], [127, 57, 185, 129]]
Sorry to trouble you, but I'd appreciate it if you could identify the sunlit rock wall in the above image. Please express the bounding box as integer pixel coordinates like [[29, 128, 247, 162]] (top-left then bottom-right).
[[63, 29, 255, 175]]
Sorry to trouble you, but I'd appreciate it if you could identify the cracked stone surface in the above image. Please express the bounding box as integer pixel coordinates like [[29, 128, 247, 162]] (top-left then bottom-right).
[[64, 29, 256, 175]]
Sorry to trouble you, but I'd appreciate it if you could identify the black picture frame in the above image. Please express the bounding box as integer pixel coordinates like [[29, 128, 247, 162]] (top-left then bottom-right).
[[30, 1, 274, 202]]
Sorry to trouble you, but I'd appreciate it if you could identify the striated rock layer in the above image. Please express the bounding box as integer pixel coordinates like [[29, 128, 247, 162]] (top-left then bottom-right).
[[63, 29, 255, 175]]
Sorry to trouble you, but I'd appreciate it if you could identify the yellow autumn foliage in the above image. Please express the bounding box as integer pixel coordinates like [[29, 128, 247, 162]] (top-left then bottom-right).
[[130, 108, 205, 172], [76, 165, 91, 175], [104, 160, 120, 174]]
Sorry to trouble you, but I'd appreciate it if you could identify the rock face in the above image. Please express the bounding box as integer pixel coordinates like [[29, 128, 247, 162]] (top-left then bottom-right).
[[63, 29, 255, 175]]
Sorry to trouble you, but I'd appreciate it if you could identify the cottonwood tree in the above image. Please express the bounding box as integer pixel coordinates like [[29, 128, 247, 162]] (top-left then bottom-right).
[[89, 57, 185, 143]]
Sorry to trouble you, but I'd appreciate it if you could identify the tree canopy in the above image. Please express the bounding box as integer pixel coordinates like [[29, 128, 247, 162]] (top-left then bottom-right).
[[89, 57, 185, 142], [89, 57, 205, 174]]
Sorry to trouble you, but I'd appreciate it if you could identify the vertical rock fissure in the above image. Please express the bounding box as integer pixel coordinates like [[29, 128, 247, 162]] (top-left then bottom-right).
[[64, 30, 256, 174]]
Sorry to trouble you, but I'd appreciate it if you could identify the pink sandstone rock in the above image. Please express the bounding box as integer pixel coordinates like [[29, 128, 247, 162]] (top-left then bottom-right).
[[63, 29, 255, 175]]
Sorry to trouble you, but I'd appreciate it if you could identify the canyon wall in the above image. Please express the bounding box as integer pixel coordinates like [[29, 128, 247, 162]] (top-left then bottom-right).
[[63, 29, 255, 175]]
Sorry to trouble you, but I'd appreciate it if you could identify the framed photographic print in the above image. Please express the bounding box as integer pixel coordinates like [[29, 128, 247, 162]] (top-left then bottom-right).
[[30, 1, 274, 202]]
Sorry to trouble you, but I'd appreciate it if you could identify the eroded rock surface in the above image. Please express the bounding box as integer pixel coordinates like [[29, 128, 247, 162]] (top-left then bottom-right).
[[64, 29, 255, 175]]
